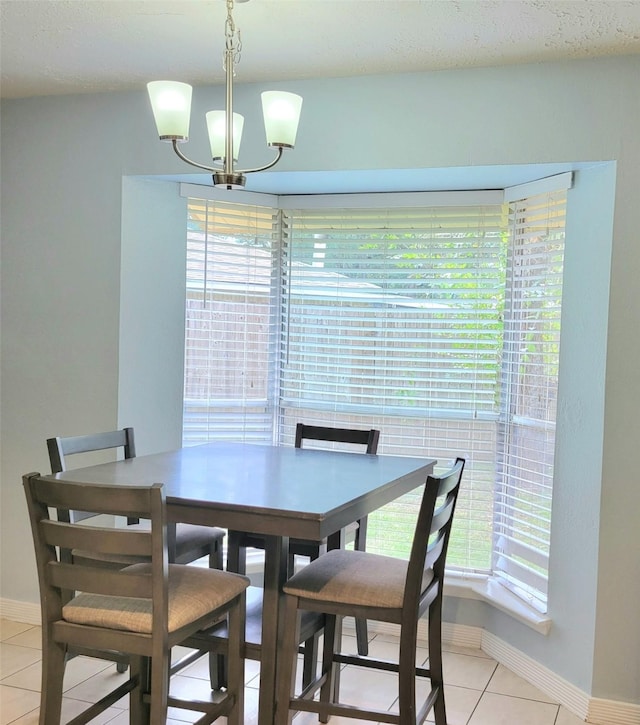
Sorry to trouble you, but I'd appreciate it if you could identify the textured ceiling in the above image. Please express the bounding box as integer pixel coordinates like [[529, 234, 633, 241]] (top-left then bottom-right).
[[2, 0, 640, 99]]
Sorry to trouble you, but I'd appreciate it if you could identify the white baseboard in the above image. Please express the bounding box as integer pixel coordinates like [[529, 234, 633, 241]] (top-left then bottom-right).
[[587, 698, 640, 725], [481, 630, 591, 720], [481, 630, 640, 725], [0, 598, 41, 625], [359, 620, 639, 725], [3, 597, 638, 724]]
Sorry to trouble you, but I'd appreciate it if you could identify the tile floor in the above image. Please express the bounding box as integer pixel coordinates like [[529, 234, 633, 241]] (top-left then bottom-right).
[[0, 617, 586, 724]]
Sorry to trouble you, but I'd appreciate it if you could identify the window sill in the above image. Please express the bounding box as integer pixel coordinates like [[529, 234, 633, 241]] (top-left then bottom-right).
[[444, 574, 552, 635]]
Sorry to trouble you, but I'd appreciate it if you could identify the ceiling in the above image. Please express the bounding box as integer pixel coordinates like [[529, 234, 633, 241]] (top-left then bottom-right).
[[2, 0, 636, 194], [2, 0, 640, 100]]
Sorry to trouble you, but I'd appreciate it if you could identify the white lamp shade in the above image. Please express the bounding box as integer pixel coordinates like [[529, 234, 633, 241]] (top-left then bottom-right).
[[261, 91, 303, 147], [147, 81, 192, 140], [206, 111, 244, 161]]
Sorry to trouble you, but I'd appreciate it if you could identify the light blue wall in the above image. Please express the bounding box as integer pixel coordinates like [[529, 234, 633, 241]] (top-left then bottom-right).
[[2, 56, 639, 705], [118, 177, 187, 454], [480, 162, 617, 696]]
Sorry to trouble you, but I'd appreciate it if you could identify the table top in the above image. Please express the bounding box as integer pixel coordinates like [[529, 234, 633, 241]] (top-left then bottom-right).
[[47, 441, 436, 540]]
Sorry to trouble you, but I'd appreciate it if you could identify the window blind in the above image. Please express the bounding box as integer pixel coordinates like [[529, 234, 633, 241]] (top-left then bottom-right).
[[183, 199, 280, 445], [494, 189, 567, 612], [279, 205, 506, 570], [183, 186, 567, 611]]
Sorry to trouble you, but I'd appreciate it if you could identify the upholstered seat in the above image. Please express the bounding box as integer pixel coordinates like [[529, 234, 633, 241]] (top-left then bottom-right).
[[282, 548, 434, 610], [63, 563, 248, 634]]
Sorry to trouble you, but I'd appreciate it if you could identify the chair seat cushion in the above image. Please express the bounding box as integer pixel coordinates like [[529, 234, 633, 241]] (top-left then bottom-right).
[[284, 549, 432, 610], [62, 563, 249, 634]]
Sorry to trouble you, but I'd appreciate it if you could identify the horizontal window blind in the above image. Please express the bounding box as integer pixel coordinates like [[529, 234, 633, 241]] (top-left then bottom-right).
[[494, 189, 566, 612], [183, 187, 567, 611], [279, 205, 506, 570], [183, 199, 280, 445]]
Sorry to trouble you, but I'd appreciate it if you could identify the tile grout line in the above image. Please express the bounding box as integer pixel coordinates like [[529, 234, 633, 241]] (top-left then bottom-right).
[[463, 659, 498, 725]]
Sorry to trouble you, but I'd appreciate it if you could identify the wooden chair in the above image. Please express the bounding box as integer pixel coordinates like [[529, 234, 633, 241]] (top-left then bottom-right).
[[23, 472, 249, 725], [47, 428, 225, 570], [47, 428, 227, 678], [275, 457, 465, 725], [227, 423, 379, 658]]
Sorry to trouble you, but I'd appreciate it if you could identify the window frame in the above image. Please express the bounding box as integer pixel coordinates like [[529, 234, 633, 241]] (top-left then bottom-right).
[[180, 178, 570, 625]]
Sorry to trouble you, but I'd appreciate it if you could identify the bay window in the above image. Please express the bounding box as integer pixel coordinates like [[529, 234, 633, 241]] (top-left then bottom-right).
[[182, 178, 568, 613]]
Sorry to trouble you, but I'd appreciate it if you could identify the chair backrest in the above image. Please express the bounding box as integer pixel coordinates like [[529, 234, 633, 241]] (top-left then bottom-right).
[[295, 423, 379, 454], [47, 428, 136, 523], [47, 427, 136, 474], [23, 473, 167, 631], [405, 457, 465, 616]]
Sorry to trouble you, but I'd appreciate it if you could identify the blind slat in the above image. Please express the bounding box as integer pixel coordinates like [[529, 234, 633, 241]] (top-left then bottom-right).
[[493, 189, 566, 612], [183, 201, 280, 446]]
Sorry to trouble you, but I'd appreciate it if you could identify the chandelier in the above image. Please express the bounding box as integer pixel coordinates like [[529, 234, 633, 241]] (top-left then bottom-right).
[[147, 0, 302, 190]]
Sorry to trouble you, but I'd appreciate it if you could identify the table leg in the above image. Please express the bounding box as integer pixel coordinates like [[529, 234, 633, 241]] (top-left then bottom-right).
[[259, 534, 288, 725]]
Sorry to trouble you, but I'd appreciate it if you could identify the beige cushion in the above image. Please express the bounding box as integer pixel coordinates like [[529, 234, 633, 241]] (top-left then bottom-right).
[[284, 549, 432, 610], [63, 563, 249, 634]]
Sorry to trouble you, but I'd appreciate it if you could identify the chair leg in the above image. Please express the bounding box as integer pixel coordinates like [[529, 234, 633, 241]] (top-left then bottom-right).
[[432, 686, 447, 725], [209, 532, 244, 693], [209, 539, 224, 570], [149, 650, 169, 722], [355, 616, 369, 656], [287, 551, 297, 576], [398, 624, 418, 725], [129, 655, 150, 724], [215, 532, 245, 693], [318, 614, 337, 725], [209, 541, 227, 690], [40, 637, 65, 725], [428, 599, 447, 725], [274, 595, 301, 725], [226, 531, 247, 575], [301, 631, 320, 687], [226, 594, 245, 725], [353, 518, 369, 656], [208, 651, 227, 690]]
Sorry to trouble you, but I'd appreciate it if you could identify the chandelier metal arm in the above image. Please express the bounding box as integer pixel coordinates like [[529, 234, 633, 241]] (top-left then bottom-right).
[[237, 145, 284, 175], [171, 139, 284, 176], [171, 140, 221, 173]]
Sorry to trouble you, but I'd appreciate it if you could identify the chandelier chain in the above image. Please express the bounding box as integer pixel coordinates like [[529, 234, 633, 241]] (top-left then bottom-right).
[[224, 0, 242, 74]]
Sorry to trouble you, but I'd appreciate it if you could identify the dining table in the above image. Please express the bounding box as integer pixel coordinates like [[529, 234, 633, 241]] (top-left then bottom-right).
[[45, 440, 436, 725]]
